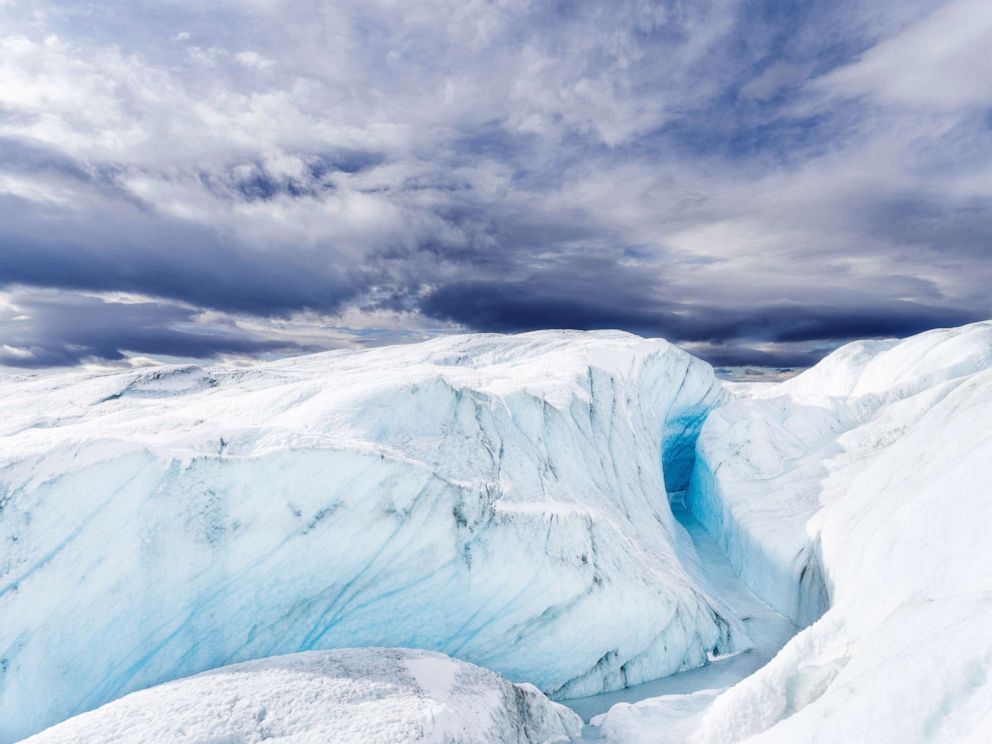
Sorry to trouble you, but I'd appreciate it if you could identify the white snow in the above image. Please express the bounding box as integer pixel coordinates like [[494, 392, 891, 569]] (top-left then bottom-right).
[[0, 330, 737, 741], [7, 321, 991, 744], [594, 320, 992, 742], [22, 647, 583, 744]]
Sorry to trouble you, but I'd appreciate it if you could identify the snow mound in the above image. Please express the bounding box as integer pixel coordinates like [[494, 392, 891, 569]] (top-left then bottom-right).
[[22, 647, 582, 744], [674, 320, 992, 741], [0, 330, 735, 741]]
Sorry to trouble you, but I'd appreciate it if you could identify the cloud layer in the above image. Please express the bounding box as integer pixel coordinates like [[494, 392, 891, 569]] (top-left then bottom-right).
[[1, 0, 989, 368]]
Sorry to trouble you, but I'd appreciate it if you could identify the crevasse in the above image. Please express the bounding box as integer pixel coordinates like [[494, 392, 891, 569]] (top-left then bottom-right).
[[667, 320, 992, 744]]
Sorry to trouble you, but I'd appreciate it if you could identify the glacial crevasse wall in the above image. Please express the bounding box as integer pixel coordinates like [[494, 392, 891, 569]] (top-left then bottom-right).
[[683, 320, 992, 743]]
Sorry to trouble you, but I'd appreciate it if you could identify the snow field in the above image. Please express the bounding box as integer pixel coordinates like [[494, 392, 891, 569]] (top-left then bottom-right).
[[22, 648, 583, 744]]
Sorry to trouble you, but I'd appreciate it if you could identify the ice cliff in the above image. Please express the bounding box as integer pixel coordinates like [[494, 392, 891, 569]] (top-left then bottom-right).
[[0, 331, 734, 741]]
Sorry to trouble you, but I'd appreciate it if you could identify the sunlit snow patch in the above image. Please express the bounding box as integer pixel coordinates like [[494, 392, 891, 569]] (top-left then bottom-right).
[[22, 648, 583, 744]]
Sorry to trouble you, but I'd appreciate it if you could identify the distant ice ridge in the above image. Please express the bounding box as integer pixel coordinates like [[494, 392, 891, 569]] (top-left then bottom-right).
[[596, 320, 992, 742], [0, 330, 736, 741], [23, 648, 583, 744]]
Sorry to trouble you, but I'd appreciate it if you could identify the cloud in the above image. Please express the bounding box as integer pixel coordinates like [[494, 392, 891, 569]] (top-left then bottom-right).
[[234, 50, 275, 69], [740, 62, 810, 102], [0, 290, 301, 368], [419, 279, 978, 350], [817, 0, 992, 109], [0, 0, 989, 369]]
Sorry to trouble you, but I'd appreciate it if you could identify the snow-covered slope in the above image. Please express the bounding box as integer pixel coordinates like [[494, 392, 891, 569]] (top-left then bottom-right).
[[23, 647, 583, 744], [621, 320, 992, 742], [0, 330, 736, 741]]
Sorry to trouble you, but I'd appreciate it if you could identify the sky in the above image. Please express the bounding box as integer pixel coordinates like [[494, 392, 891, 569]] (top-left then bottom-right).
[[1, 0, 990, 370]]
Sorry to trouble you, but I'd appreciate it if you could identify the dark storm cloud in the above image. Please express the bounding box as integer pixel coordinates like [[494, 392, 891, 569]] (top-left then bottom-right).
[[0, 195, 363, 317], [857, 192, 992, 259], [419, 280, 983, 350], [764, 303, 983, 343], [0, 293, 300, 368], [0, 137, 98, 183], [0, 0, 989, 368], [700, 346, 827, 370], [419, 280, 680, 335]]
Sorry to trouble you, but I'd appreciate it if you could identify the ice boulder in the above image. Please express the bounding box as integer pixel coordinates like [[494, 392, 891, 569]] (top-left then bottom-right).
[[23, 647, 583, 744], [0, 330, 736, 741]]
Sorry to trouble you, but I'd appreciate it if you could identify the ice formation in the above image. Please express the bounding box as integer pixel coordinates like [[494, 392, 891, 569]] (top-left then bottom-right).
[[23, 647, 582, 744], [596, 320, 992, 742], [7, 321, 990, 744], [0, 331, 738, 741]]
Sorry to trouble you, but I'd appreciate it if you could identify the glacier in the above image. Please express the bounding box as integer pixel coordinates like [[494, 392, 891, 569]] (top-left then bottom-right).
[[595, 320, 992, 742], [22, 647, 583, 744], [0, 330, 740, 742], [5, 322, 992, 744]]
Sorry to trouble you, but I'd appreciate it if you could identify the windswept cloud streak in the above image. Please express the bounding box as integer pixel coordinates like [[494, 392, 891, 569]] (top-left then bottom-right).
[[0, 0, 989, 368], [0, 290, 300, 368]]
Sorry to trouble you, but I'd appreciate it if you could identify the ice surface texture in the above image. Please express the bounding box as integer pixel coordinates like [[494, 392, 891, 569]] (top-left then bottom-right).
[[23, 647, 582, 744], [666, 320, 992, 742], [0, 331, 735, 741]]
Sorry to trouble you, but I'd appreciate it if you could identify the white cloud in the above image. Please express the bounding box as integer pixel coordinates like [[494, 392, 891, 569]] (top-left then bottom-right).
[[1, 344, 34, 360], [234, 50, 275, 69], [817, 0, 992, 109], [740, 62, 809, 101]]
